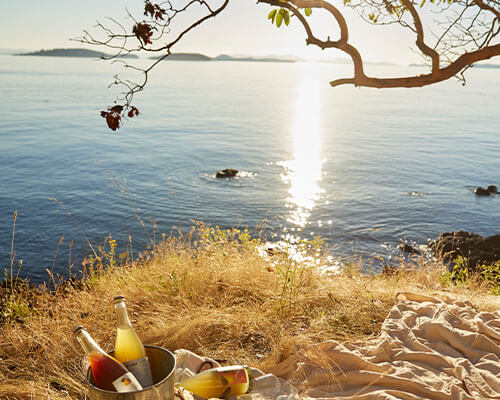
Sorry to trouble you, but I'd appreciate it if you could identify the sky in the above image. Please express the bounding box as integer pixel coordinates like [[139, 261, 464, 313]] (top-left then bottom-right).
[[0, 0, 428, 64]]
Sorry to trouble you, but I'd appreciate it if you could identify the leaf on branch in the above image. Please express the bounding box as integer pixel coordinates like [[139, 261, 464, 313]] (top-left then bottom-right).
[[100, 105, 138, 131], [133, 22, 154, 45], [284, 10, 290, 25], [268, 9, 278, 23], [127, 106, 140, 118], [100, 108, 122, 131], [305, 8, 312, 16], [276, 11, 283, 27], [106, 114, 121, 131], [144, 0, 167, 21], [110, 105, 124, 114], [145, 1, 155, 17], [383, 0, 395, 13]]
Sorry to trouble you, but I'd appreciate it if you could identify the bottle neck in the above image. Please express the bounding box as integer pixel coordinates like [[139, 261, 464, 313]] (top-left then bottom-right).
[[75, 329, 104, 356], [115, 301, 132, 329]]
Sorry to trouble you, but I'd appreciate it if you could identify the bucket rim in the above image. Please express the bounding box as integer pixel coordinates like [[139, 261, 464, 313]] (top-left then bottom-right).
[[85, 345, 176, 394]]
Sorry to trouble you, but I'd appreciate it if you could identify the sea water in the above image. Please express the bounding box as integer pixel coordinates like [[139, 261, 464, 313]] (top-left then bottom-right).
[[1, 54, 499, 282]]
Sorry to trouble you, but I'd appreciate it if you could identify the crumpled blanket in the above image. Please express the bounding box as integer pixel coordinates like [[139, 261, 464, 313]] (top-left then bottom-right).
[[268, 292, 500, 400]]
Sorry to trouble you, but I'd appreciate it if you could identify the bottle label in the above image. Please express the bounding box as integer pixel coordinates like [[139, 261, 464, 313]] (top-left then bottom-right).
[[112, 372, 143, 392], [124, 357, 154, 388], [217, 366, 249, 386]]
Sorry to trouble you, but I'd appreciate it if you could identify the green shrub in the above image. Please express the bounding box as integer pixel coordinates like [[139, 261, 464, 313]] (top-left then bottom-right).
[[442, 256, 500, 294]]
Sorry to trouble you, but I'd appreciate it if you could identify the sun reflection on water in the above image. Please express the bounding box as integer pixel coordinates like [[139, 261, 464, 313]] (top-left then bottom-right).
[[278, 70, 324, 229]]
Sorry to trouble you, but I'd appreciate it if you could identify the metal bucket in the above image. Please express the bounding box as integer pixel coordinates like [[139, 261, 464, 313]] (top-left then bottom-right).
[[86, 345, 176, 400]]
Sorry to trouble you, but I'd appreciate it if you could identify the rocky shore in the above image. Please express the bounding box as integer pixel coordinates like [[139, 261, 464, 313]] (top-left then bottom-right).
[[429, 231, 500, 269], [399, 230, 500, 272]]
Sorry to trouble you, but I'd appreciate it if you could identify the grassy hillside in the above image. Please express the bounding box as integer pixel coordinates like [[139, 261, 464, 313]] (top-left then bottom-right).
[[0, 225, 497, 399]]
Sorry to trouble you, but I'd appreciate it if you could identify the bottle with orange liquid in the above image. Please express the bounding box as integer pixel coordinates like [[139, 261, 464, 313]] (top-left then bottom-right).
[[74, 325, 143, 392], [113, 295, 154, 388], [178, 365, 250, 399]]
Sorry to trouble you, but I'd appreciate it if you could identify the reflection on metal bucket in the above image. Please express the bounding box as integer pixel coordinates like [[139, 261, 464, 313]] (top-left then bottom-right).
[[86, 345, 176, 400]]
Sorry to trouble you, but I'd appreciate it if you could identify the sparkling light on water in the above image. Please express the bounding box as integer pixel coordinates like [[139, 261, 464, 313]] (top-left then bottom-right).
[[279, 69, 324, 229]]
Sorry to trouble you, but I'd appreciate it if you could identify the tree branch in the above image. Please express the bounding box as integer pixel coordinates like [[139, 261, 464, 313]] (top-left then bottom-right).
[[331, 42, 500, 87], [400, 0, 440, 73], [78, 0, 230, 130], [474, 0, 500, 20], [82, 0, 500, 130], [260, 0, 500, 89], [259, 0, 369, 81]]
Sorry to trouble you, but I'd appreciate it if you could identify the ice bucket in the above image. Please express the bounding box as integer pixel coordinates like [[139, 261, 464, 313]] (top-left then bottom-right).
[[86, 345, 176, 400]]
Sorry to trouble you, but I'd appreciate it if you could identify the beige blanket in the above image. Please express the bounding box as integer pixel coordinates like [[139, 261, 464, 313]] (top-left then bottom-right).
[[267, 292, 500, 400]]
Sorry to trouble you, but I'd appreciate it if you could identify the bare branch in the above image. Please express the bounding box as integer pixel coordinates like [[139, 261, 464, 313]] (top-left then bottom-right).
[[474, 0, 500, 20], [77, 0, 230, 130]]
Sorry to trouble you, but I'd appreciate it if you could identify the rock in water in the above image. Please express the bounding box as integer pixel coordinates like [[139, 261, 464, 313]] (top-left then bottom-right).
[[473, 185, 498, 196], [216, 169, 238, 178], [398, 243, 420, 255]]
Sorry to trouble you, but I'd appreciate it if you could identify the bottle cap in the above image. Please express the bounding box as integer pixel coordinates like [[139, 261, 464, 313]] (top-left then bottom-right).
[[113, 295, 125, 303], [73, 325, 85, 335]]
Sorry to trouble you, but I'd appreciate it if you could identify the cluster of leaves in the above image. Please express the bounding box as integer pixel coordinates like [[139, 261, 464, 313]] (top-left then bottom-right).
[[366, 0, 405, 23], [268, 8, 291, 27], [133, 22, 155, 45], [100, 1, 168, 130], [267, 6, 312, 28], [144, 0, 167, 20], [100, 105, 139, 131], [478, 260, 500, 289], [443, 256, 470, 284], [134, 1, 167, 45], [364, 0, 460, 25]]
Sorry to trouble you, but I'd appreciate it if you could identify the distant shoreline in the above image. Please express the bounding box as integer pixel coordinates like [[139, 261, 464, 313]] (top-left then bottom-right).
[[16, 48, 297, 63], [409, 62, 500, 69], [152, 53, 297, 63], [7, 48, 500, 67], [16, 48, 138, 59]]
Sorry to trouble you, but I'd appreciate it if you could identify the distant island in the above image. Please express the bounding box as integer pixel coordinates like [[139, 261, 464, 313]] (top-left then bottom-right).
[[474, 63, 500, 69], [12, 49, 500, 67], [214, 54, 295, 63], [152, 52, 297, 63], [17, 49, 296, 63], [154, 53, 212, 61], [17, 48, 138, 59], [409, 62, 500, 69]]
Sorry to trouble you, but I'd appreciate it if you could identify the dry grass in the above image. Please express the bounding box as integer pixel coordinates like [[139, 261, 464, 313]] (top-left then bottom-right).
[[0, 226, 498, 399]]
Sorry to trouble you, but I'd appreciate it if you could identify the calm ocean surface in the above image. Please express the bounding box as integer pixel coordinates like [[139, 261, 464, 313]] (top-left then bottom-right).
[[1, 54, 499, 283]]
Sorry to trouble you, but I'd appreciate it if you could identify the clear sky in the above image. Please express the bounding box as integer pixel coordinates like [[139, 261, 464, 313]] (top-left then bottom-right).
[[0, 0, 422, 64]]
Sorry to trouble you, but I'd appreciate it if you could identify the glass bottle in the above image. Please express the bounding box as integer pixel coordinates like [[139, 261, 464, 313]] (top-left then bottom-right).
[[74, 325, 143, 392], [178, 365, 250, 399], [113, 295, 154, 388]]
